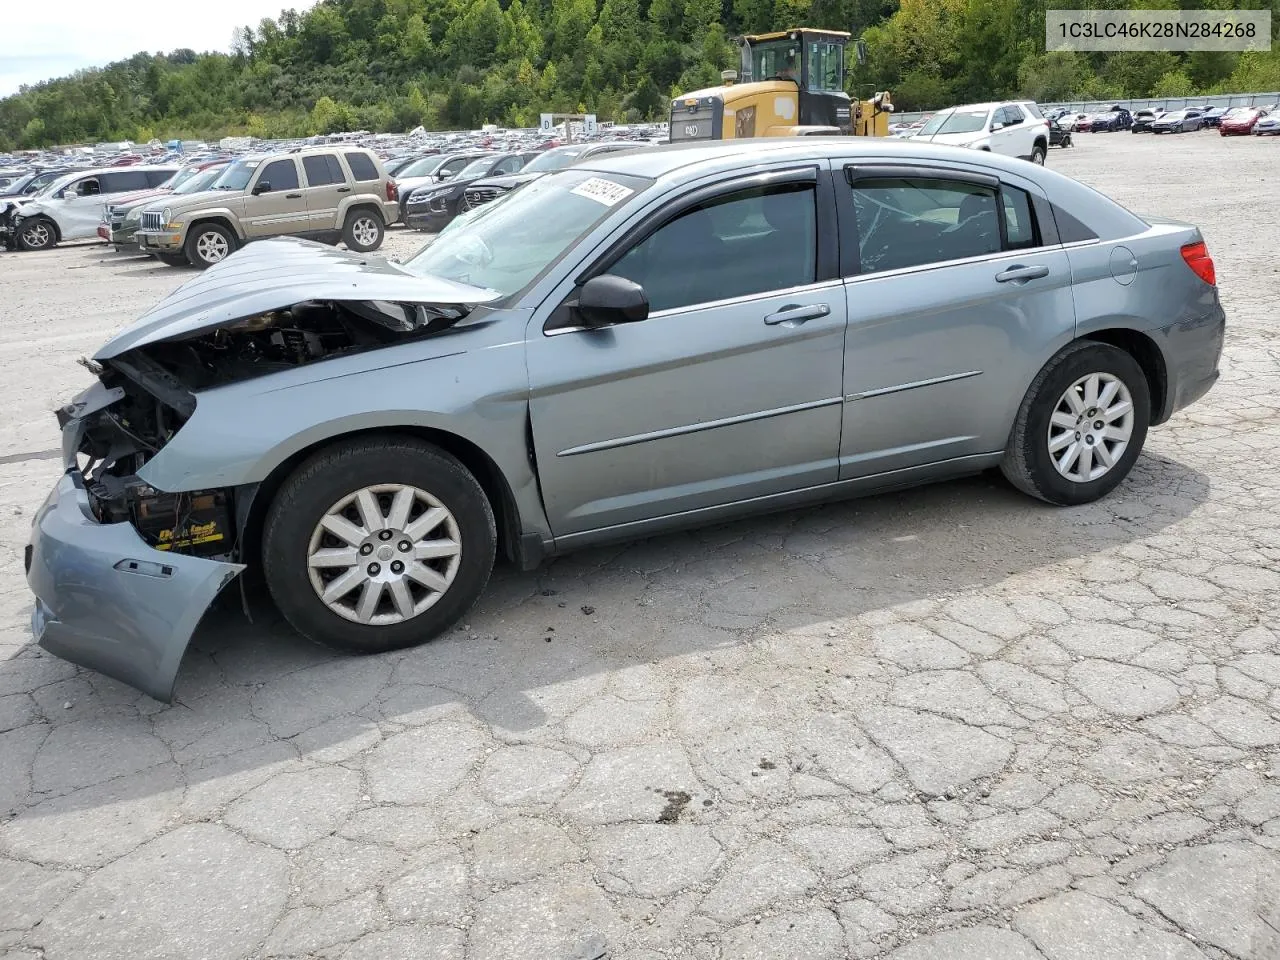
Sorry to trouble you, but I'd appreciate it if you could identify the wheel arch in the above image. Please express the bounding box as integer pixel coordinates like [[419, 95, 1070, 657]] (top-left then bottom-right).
[[1080, 327, 1170, 424], [339, 198, 386, 225], [186, 214, 243, 242], [21, 213, 61, 243], [236, 425, 526, 579]]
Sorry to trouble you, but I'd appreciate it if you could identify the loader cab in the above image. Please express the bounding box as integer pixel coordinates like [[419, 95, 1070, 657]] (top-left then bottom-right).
[[740, 29, 853, 133]]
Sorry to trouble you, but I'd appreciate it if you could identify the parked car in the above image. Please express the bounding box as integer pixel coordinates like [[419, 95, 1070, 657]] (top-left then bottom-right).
[[1198, 106, 1228, 127], [1, 165, 179, 251], [135, 147, 397, 267], [911, 101, 1050, 163], [1253, 112, 1280, 135], [404, 151, 540, 230], [101, 162, 229, 250], [461, 142, 639, 212], [1047, 117, 1073, 149], [392, 151, 496, 223], [1151, 109, 1205, 134], [24, 138, 1225, 700], [1219, 107, 1270, 136], [1130, 109, 1163, 133], [0, 166, 95, 200], [1089, 108, 1133, 132]]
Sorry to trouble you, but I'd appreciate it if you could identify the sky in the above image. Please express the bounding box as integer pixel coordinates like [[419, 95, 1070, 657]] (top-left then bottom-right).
[[1, 0, 319, 96]]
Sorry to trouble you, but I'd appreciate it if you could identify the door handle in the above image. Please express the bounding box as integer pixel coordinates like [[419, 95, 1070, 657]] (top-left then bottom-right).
[[336, 186, 352, 193], [994, 264, 1049, 283], [285, 193, 302, 199], [764, 303, 831, 325]]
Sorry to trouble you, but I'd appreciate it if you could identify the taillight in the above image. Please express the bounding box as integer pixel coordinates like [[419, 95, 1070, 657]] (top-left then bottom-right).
[[386, 179, 397, 201], [1180, 241, 1216, 286]]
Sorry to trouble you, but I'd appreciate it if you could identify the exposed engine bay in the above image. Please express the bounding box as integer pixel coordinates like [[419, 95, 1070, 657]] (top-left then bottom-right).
[[68, 298, 472, 558]]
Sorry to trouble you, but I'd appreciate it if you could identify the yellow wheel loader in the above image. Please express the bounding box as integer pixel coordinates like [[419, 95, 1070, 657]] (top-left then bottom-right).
[[668, 29, 892, 141]]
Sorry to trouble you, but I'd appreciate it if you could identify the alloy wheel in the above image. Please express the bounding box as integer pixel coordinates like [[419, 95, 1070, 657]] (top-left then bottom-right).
[[195, 231, 229, 263], [306, 483, 462, 625], [21, 222, 51, 248], [1047, 372, 1134, 483], [351, 217, 380, 247]]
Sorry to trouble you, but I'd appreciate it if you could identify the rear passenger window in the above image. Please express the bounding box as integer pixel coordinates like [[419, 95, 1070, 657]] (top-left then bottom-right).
[[344, 152, 379, 181], [98, 171, 149, 193], [850, 177, 1001, 273], [303, 155, 344, 186], [608, 182, 816, 313], [145, 170, 173, 187], [259, 159, 300, 191]]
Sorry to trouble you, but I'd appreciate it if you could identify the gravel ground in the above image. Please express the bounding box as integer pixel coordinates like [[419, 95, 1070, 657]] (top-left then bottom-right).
[[1, 133, 1279, 960]]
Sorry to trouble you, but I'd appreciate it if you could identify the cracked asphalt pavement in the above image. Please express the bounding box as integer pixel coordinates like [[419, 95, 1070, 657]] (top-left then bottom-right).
[[1, 133, 1279, 960]]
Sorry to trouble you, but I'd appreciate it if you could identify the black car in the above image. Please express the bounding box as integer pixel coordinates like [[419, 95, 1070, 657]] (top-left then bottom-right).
[[1199, 106, 1228, 128], [1048, 117, 1073, 148], [460, 142, 640, 212], [403, 151, 540, 231], [1093, 107, 1133, 132]]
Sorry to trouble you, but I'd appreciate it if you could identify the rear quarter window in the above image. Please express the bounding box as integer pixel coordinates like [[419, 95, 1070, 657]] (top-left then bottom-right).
[[344, 151, 380, 181], [1052, 204, 1098, 243]]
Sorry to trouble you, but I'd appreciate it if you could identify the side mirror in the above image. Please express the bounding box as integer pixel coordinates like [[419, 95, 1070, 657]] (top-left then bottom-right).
[[251, 180, 271, 195], [575, 275, 649, 328]]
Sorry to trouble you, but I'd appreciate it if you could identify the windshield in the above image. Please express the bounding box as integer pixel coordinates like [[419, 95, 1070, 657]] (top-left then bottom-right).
[[401, 170, 649, 297], [749, 38, 800, 82], [919, 109, 989, 136], [211, 159, 257, 190], [458, 157, 498, 179], [398, 155, 448, 178], [3, 172, 36, 193], [164, 166, 202, 190], [35, 173, 79, 198], [522, 148, 586, 173], [174, 166, 226, 194]]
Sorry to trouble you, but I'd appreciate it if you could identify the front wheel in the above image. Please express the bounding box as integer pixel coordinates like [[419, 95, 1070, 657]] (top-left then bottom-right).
[[1001, 342, 1151, 506], [16, 217, 56, 251], [1030, 144, 1046, 165], [184, 223, 236, 269], [342, 209, 385, 252], [262, 436, 496, 654]]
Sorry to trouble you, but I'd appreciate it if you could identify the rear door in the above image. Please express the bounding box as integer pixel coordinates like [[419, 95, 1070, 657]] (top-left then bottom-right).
[[300, 153, 349, 230], [242, 158, 308, 237], [834, 162, 1076, 477], [527, 165, 848, 538]]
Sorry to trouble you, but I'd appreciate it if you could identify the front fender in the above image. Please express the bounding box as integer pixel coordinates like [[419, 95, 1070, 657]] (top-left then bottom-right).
[[136, 336, 550, 540], [179, 206, 245, 240]]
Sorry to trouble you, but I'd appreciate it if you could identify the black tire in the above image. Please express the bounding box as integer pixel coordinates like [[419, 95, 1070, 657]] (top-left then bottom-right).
[[1063, 135, 1073, 148], [262, 435, 496, 654], [184, 222, 236, 269], [342, 208, 385, 252], [156, 252, 188, 267], [1001, 341, 1151, 506], [1030, 143, 1046, 165], [16, 216, 56, 251]]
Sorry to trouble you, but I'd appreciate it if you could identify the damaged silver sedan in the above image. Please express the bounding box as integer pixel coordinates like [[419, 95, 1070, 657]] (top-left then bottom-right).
[[26, 141, 1224, 699]]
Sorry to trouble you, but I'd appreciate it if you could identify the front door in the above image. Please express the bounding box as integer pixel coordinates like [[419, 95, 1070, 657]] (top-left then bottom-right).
[[835, 163, 1077, 477], [527, 168, 848, 539], [243, 158, 309, 237]]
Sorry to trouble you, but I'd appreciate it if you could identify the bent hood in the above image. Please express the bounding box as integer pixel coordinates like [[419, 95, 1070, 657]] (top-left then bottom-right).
[[94, 237, 502, 359]]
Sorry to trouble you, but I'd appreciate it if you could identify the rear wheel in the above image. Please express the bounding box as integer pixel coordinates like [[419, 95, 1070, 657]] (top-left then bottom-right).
[[16, 217, 56, 251], [1001, 342, 1151, 506], [262, 436, 496, 654], [342, 209, 385, 252], [184, 222, 236, 269], [1030, 143, 1046, 165]]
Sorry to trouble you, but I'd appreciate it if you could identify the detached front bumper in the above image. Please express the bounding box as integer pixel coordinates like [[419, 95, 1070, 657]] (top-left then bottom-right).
[[26, 470, 244, 702]]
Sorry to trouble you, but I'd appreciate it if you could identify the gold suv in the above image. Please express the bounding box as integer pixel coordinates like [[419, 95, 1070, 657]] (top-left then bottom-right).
[[136, 147, 398, 268]]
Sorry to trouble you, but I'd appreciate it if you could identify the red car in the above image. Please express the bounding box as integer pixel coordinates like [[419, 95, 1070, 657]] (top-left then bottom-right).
[[1219, 107, 1269, 135]]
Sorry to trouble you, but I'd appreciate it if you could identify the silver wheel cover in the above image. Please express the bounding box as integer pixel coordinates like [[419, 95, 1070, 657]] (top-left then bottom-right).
[[1047, 372, 1134, 483], [306, 483, 462, 625], [196, 231, 229, 263], [351, 217, 379, 247]]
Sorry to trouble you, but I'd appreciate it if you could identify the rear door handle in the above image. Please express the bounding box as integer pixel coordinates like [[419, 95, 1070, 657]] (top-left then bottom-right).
[[285, 193, 302, 199], [764, 303, 831, 325], [995, 264, 1049, 283], [336, 186, 352, 193]]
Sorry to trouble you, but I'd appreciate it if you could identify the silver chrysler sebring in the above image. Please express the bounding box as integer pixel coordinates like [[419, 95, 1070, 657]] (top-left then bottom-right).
[[26, 139, 1224, 700]]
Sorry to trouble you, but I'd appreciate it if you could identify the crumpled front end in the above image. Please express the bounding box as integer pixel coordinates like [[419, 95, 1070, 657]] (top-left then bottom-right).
[[26, 381, 244, 701]]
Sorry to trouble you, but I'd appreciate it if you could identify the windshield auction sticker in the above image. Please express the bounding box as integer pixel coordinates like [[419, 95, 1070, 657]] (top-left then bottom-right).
[[570, 178, 634, 206], [1047, 9, 1270, 51]]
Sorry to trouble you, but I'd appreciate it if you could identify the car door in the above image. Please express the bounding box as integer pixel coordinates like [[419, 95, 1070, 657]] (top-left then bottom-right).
[[243, 158, 307, 237], [57, 173, 137, 239], [525, 166, 848, 538], [834, 163, 1077, 477], [299, 154, 349, 231]]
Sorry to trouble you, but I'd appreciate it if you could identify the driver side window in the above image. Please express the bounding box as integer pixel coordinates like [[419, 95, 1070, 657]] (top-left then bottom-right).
[[850, 176, 1007, 274]]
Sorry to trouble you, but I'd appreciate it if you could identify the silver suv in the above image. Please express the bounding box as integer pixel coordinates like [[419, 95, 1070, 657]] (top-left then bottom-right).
[[135, 147, 397, 268]]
